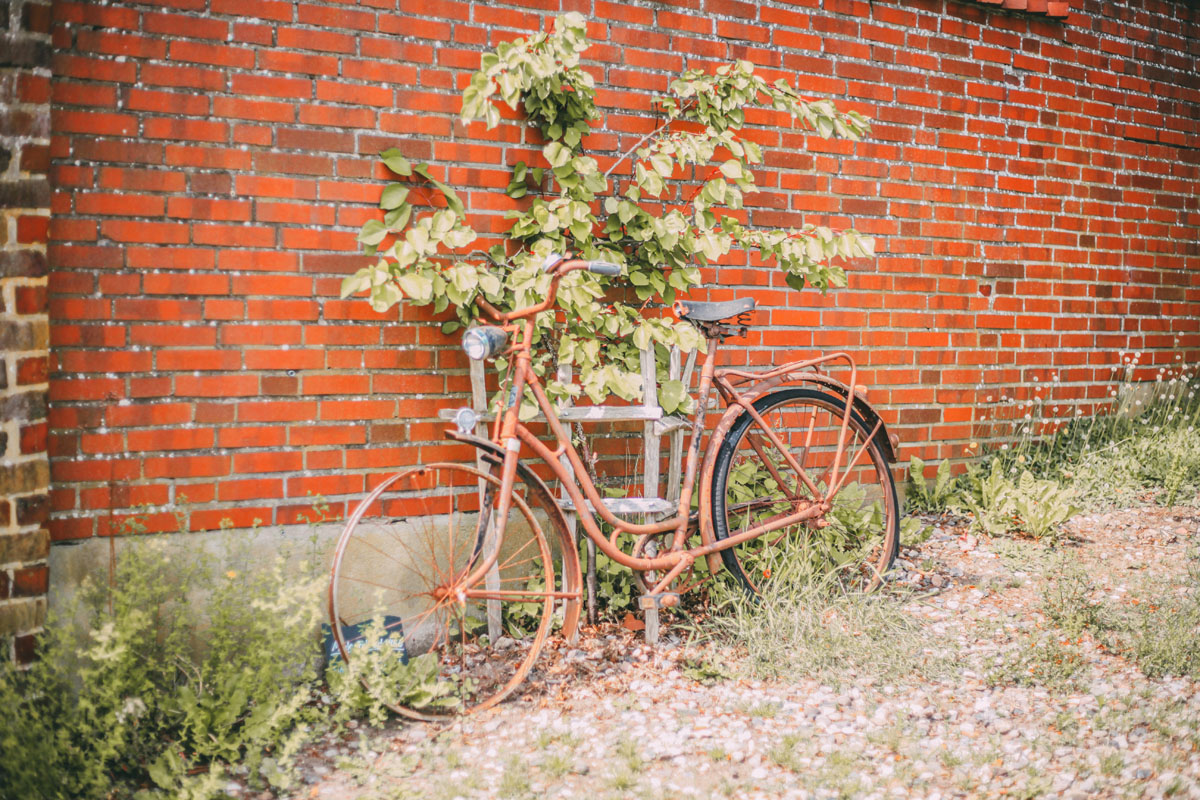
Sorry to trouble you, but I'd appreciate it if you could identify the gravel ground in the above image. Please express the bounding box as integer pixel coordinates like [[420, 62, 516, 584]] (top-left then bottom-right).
[[280, 506, 1199, 800]]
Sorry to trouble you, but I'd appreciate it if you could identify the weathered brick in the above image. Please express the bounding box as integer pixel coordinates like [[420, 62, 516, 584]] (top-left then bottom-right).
[[0, 525, 44, 563], [0, 35, 51, 68], [0, 460, 49, 497], [0, 597, 46, 637], [0, 318, 48, 350]]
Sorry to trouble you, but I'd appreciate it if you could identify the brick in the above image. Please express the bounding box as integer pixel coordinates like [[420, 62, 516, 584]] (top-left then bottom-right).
[[0, 251, 47, 278], [141, 63, 226, 91], [0, 179, 50, 208], [211, 0, 293, 22], [0, 461, 49, 497], [144, 116, 228, 142], [28, 0, 1200, 570], [0, 598, 45, 637], [169, 40, 254, 68], [12, 566, 49, 597], [0, 529, 50, 566]]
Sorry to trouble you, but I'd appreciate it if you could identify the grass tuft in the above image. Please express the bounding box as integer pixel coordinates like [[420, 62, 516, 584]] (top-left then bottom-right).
[[706, 544, 934, 685]]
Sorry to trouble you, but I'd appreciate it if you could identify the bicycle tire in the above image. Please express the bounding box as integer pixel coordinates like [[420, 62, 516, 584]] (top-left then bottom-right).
[[711, 387, 899, 595], [328, 462, 559, 720]]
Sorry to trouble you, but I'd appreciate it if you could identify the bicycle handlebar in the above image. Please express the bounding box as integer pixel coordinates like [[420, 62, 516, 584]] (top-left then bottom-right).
[[585, 260, 621, 276], [475, 255, 622, 324]]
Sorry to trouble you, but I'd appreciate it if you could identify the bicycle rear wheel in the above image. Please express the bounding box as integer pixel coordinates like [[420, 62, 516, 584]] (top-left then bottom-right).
[[328, 462, 557, 719], [711, 387, 898, 594]]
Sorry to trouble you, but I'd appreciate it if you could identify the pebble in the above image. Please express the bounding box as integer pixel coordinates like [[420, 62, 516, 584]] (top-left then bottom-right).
[[289, 506, 1200, 800]]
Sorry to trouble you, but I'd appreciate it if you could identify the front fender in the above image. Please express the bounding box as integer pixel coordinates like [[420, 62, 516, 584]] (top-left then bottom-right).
[[444, 430, 582, 642]]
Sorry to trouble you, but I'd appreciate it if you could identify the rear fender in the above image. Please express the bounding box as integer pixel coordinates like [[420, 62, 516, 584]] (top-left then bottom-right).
[[729, 373, 898, 463], [802, 378, 899, 464], [696, 376, 899, 575]]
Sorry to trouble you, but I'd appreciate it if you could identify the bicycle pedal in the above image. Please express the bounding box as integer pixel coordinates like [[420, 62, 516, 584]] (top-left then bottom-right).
[[639, 593, 680, 610]]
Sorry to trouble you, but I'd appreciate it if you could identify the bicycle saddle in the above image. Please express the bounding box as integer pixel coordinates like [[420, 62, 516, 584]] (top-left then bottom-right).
[[675, 297, 755, 322]]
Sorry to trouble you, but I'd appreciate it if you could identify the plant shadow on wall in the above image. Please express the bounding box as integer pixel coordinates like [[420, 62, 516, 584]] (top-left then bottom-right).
[[339, 12, 875, 419], [0, 507, 448, 800]]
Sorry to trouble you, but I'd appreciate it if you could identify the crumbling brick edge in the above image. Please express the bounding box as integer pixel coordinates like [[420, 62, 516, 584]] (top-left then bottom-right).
[[0, 0, 52, 664]]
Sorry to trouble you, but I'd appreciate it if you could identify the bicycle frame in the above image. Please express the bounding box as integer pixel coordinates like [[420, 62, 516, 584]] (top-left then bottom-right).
[[466, 298, 884, 596]]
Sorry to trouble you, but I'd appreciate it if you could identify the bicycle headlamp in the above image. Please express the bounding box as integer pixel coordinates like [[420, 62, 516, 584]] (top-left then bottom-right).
[[461, 326, 508, 361], [452, 407, 478, 435]]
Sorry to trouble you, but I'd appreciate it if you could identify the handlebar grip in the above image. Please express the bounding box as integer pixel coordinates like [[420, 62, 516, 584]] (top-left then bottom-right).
[[542, 252, 566, 273], [587, 261, 621, 276]]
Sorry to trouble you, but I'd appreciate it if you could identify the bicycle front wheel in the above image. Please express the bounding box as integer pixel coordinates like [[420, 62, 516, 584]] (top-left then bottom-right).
[[329, 462, 557, 720], [711, 387, 899, 595]]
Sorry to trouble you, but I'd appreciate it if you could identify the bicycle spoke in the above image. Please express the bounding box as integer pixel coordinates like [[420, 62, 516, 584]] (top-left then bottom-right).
[[714, 390, 897, 595], [331, 462, 559, 720]]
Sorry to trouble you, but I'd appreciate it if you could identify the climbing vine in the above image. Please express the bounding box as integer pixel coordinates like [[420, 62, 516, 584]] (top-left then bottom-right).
[[342, 13, 874, 416]]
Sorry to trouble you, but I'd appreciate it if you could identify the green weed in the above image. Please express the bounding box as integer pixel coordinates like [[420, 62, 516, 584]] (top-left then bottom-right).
[[766, 733, 805, 771], [984, 632, 1088, 691], [955, 466, 1080, 543], [706, 542, 931, 685], [906, 456, 958, 513], [681, 656, 734, 685], [977, 361, 1200, 509]]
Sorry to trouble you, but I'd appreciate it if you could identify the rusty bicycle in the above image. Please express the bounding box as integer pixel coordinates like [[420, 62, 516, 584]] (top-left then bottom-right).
[[328, 254, 900, 719]]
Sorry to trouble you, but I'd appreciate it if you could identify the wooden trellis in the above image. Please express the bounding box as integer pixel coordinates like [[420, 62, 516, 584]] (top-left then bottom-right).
[[442, 346, 696, 643]]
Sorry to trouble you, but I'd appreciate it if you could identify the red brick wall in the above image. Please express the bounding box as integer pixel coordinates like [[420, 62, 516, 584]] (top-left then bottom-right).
[[2, 0, 51, 661], [45, 0, 1200, 541]]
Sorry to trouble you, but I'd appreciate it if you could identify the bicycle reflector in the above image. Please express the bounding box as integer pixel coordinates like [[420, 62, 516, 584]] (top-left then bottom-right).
[[461, 326, 508, 361]]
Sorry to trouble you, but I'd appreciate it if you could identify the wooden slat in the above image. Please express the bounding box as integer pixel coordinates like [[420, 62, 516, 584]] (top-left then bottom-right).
[[556, 495, 675, 515], [438, 405, 665, 423], [653, 415, 688, 435]]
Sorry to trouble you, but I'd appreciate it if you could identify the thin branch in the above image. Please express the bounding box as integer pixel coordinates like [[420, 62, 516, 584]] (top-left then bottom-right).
[[602, 100, 696, 181]]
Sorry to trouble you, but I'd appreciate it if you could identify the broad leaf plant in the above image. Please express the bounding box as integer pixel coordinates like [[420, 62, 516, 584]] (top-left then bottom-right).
[[342, 13, 875, 417]]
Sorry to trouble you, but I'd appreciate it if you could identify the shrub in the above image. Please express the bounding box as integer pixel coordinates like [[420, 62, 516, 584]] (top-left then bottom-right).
[[0, 536, 326, 799], [976, 360, 1200, 509], [342, 12, 873, 416], [954, 466, 1080, 543]]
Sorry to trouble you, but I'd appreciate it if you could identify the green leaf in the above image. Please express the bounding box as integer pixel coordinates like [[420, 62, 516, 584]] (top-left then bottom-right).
[[718, 159, 743, 180], [357, 220, 388, 246], [660, 380, 686, 414], [380, 184, 410, 210], [398, 272, 433, 303], [339, 269, 370, 299], [908, 456, 927, 492], [649, 152, 672, 177], [383, 204, 412, 231], [432, 180, 464, 215], [544, 141, 571, 169], [380, 148, 412, 177]]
